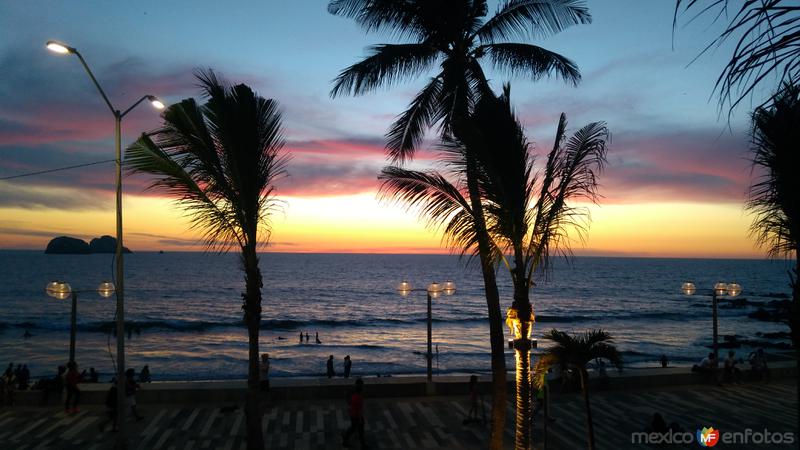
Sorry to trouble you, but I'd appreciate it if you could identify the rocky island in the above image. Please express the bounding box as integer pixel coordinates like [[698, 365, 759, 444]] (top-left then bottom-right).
[[45, 235, 132, 254]]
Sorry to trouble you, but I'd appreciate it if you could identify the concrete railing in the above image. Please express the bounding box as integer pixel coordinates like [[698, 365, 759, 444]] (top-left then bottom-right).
[[6, 361, 796, 407]]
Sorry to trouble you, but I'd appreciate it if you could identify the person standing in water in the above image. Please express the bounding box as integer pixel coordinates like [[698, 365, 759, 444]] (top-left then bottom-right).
[[315, 332, 322, 344], [343, 355, 352, 378], [305, 332, 310, 343], [299, 332, 303, 344], [326, 355, 335, 378]]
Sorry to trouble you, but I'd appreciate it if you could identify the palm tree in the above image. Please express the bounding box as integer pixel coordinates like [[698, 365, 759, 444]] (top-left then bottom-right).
[[331, 3, 591, 445], [380, 87, 609, 449], [125, 70, 288, 450], [674, 1, 800, 113], [535, 329, 622, 450], [747, 83, 800, 435]]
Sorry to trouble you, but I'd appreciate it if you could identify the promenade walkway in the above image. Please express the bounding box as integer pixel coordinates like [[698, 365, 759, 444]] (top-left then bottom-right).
[[0, 379, 796, 449]]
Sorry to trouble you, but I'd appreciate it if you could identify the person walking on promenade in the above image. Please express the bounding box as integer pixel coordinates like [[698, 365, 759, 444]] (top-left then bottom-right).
[[64, 361, 83, 413], [343, 355, 352, 378], [327, 355, 335, 378], [99, 382, 118, 432], [125, 368, 144, 421], [342, 378, 367, 448]]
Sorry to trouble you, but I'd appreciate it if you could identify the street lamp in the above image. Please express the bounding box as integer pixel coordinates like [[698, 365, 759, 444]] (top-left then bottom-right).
[[46, 39, 164, 447], [396, 280, 456, 381], [45, 281, 115, 363], [681, 281, 743, 360]]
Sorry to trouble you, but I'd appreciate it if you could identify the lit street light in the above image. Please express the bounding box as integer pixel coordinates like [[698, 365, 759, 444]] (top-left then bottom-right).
[[397, 280, 456, 381], [46, 39, 164, 447], [681, 281, 743, 360], [45, 281, 115, 363]]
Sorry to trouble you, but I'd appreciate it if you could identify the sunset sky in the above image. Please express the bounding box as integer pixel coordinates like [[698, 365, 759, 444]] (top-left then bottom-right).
[[0, 1, 771, 258]]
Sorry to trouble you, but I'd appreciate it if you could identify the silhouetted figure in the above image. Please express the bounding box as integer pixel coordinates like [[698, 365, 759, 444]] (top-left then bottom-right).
[[89, 367, 99, 383], [125, 368, 144, 421], [692, 352, 721, 385], [64, 361, 82, 413], [260, 354, 270, 392], [343, 355, 352, 378], [40, 365, 65, 405], [326, 355, 335, 378], [724, 350, 742, 383], [99, 381, 117, 432], [342, 378, 366, 448], [315, 332, 322, 344], [660, 354, 669, 368], [299, 332, 304, 344], [139, 365, 151, 383], [305, 332, 310, 343], [464, 375, 479, 424]]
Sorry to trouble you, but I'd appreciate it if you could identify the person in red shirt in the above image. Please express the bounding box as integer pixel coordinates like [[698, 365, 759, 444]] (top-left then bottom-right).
[[342, 378, 367, 448], [64, 361, 82, 413]]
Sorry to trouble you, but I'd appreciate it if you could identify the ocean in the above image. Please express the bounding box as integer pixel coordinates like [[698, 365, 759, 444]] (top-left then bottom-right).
[[0, 251, 793, 381]]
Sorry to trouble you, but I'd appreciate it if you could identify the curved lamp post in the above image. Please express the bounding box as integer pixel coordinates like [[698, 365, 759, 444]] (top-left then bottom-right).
[[46, 39, 164, 447], [397, 280, 456, 381], [681, 281, 743, 360], [45, 281, 115, 363]]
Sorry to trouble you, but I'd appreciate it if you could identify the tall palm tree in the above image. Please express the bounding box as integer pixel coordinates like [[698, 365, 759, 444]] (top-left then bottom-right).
[[332, 3, 591, 445], [380, 87, 609, 449], [747, 82, 800, 435], [535, 329, 622, 450], [125, 70, 288, 450]]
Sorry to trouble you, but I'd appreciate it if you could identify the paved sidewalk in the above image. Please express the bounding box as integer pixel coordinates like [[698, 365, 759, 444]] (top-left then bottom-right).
[[0, 379, 796, 449]]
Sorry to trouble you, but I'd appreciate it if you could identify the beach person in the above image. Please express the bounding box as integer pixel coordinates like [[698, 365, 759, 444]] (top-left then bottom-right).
[[305, 332, 310, 343], [260, 353, 270, 392], [3, 363, 12, 379], [125, 368, 144, 421], [315, 332, 322, 344], [660, 354, 669, 368], [139, 365, 152, 383], [99, 382, 118, 432], [326, 355, 335, 378], [724, 351, 742, 383], [464, 375, 479, 424], [343, 355, 352, 378], [299, 332, 304, 344], [64, 361, 82, 413], [89, 367, 99, 383], [40, 365, 65, 406], [692, 353, 721, 385], [342, 378, 367, 448]]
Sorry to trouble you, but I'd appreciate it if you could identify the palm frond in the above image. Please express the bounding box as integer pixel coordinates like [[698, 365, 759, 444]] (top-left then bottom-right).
[[747, 83, 800, 258], [477, 0, 591, 43], [328, 0, 421, 37], [386, 76, 445, 163], [330, 43, 439, 98], [481, 42, 580, 86]]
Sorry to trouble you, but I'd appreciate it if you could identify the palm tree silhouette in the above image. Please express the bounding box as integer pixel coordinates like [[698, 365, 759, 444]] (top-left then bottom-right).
[[380, 86, 609, 449], [125, 70, 288, 450], [332, 3, 591, 445], [535, 329, 622, 450], [747, 83, 800, 435]]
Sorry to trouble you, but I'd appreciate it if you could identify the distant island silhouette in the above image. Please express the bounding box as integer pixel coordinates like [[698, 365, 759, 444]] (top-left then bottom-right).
[[45, 235, 132, 254]]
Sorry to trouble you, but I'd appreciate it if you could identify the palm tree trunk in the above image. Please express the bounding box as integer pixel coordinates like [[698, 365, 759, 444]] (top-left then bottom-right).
[[513, 335, 532, 450], [579, 368, 595, 450], [242, 247, 264, 450], [792, 252, 800, 437], [464, 153, 507, 450]]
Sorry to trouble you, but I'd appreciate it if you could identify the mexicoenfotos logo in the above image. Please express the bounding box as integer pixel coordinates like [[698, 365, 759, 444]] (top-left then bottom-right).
[[697, 427, 720, 447]]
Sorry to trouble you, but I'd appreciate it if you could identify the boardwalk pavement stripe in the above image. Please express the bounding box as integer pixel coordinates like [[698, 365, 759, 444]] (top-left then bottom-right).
[[230, 411, 244, 436], [200, 409, 218, 437], [181, 408, 200, 431], [153, 428, 173, 450], [10, 417, 48, 441]]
